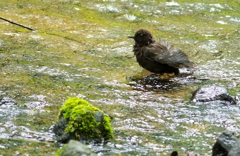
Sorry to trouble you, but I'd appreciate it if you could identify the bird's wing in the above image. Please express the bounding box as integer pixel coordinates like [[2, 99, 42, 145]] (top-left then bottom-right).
[[143, 42, 171, 63], [142, 42, 170, 64], [143, 42, 195, 68]]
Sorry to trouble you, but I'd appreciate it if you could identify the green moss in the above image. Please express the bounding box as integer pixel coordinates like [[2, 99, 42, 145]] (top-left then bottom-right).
[[60, 97, 93, 120], [60, 97, 113, 140], [103, 116, 113, 138], [55, 148, 61, 156], [55, 143, 73, 156]]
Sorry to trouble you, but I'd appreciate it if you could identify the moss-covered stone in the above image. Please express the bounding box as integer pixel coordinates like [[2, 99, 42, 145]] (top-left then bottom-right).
[[53, 97, 113, 143], [55, 140, 97, 156]]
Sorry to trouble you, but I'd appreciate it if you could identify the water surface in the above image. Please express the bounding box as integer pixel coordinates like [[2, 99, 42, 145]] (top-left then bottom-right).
[[0, 0, 240, 155]]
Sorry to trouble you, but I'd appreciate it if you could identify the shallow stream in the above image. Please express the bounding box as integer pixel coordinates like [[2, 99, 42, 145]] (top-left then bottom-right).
[[0, 0, 240, 155]]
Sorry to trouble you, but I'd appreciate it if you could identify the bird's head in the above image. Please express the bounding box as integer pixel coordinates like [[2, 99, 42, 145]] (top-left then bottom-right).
[[128, 29, 154, 45]]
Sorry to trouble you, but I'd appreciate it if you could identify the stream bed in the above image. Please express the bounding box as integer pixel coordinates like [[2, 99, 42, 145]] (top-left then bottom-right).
[[0, 0, 240, 155]]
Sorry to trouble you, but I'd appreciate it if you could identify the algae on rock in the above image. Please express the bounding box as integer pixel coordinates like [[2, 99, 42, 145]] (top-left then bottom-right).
[[53, 97, 113, 143], [55, 140, 97, 156]]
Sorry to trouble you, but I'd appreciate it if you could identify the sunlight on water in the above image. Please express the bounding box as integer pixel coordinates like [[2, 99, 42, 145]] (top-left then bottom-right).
[[0, 0, 240, 155]]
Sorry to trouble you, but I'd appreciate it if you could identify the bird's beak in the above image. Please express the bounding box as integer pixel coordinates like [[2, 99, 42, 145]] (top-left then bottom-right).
[[128, 35, 135, 38]]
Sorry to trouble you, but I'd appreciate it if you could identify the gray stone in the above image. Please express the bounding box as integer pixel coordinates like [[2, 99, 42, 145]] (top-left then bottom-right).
[[212, 131, 236, 156], [53, 112, 74, 143], [190, 86, 236, 105], [228, 138, 240, 156], [94, 111, 104, 123], [57, 140, 97, 156]]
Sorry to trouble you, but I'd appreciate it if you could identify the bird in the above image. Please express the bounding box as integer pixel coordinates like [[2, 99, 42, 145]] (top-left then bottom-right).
[[128, 29, 195, 75]]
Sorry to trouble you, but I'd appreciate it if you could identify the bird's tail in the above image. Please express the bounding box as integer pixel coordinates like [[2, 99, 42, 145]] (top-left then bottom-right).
[[161, 41, 196, 68], [169, 49, 196, 68]]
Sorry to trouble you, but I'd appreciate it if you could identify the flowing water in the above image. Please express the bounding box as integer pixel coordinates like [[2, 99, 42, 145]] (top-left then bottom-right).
[[0, 0, 240, 155]]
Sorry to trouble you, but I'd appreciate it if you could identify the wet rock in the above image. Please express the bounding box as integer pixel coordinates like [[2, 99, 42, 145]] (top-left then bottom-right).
[[190, 86, 236, 105], [53, 111, 73, 143], [53, 97, 113, 143], [228, 138, 240, 156], [170, 151, 178, 156], [212, 131, 236, 156], [56, 140, 97, 156]]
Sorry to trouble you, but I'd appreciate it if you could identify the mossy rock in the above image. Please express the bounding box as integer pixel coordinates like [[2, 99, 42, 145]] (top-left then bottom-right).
[[55, 140, 97, 156], [53, 97, 113, 143]]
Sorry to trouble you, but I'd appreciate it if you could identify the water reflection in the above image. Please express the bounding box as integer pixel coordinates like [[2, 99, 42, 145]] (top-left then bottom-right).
[[128, 69, 202, 92]]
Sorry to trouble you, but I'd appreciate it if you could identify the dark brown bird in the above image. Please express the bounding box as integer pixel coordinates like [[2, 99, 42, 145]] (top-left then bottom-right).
[[128, 29, 195, 75]]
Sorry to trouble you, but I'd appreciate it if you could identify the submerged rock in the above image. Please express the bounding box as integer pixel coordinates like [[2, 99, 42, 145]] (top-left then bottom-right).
[[190, 86, 236, 105], [212, 131, 237, 156], [53, 97, 113, 143], [56, 140, 97, 156]]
